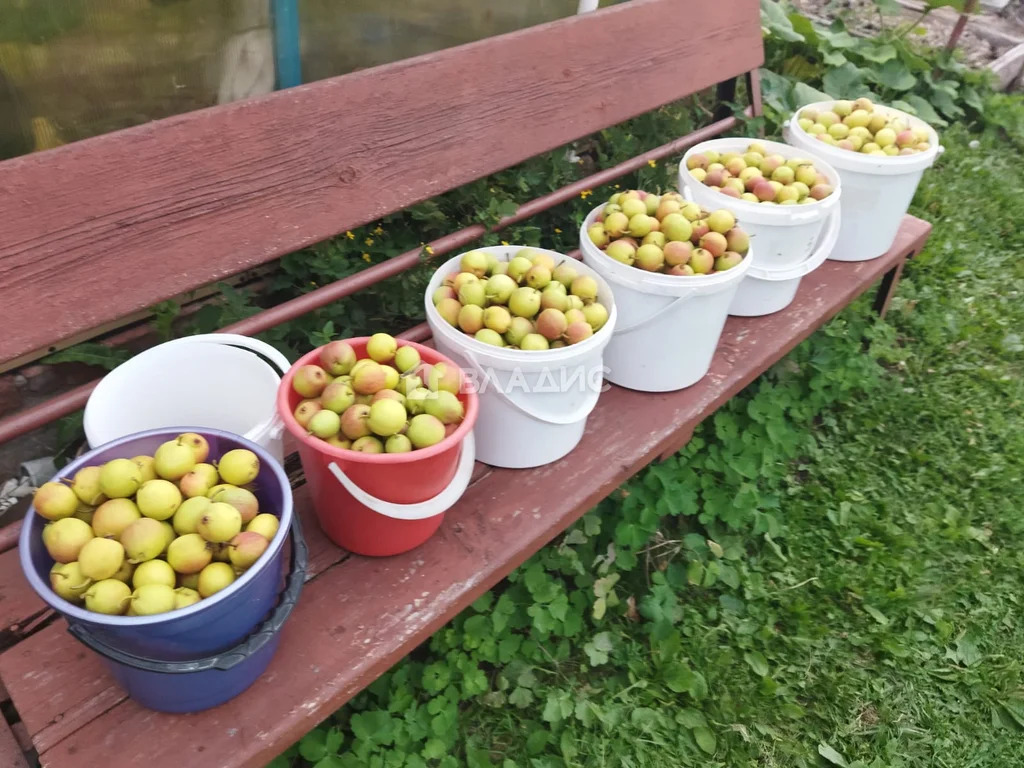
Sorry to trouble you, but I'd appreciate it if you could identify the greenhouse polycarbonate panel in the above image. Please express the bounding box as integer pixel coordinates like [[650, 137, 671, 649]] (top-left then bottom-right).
[[0, 0, 625, 159], [296, 0, 608, 83], [0, 0, 274, 159]]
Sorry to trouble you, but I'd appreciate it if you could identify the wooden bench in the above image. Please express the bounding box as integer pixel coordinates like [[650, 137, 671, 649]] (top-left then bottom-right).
[[0, 1, 932, 765]]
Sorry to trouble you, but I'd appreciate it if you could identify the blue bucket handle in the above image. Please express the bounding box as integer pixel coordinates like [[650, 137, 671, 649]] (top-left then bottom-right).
[[67, 512, 308, 674]]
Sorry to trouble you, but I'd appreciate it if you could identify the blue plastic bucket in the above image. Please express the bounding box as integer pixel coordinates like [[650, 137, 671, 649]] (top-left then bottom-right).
[[67, 513, 306, 713], [20, 427, 294, 661]]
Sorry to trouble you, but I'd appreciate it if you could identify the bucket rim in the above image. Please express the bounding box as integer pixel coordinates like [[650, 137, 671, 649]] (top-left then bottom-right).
[[679, 136, 842, 222], [121, 333, 292, 376], [277, 338, 479, 464], [19, 427, 293, 627], [424, 246, 618, 366], [84, 337, 286, 449], [579, 204, 754, 296], [785, 100, 942, 173]]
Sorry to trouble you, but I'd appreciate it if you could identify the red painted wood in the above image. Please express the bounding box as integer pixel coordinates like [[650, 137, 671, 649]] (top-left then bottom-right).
[[0, 0, 763, 366], [9, 216, 930, 768], [659, 425, 696, 463], [11, 723, 30, 755], [0, 523, 21, 556], [0, 678, 27, 768], [0, 110, 745, 447], [0, 624, 112, 755], [289, 492, 348, 586], [0, 716, 28, 768], [0, 548, 47, 648]]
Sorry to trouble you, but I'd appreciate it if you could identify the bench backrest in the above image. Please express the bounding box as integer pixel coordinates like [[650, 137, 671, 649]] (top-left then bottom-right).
[[0, 0, 762, 368]]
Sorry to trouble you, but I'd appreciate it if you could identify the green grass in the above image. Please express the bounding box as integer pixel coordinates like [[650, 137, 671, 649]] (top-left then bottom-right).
[[277, 105, 1024, 768]]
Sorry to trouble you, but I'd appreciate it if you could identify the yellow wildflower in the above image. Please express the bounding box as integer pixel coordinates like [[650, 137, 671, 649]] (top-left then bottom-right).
[[365, 237, 374, 246], [579, 190, 592, 199], [373, 225, 384, 235], [554, 228, 562, 234], [425, 245, 435, 255], [501, 240, 510, 246], [345, 231, 355, 240], [362, 253, 371, 262], [648, 159, 657, 168]]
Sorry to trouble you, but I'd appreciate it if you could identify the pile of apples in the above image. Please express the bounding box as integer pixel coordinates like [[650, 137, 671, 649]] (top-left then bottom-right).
[[586, 190, 750, 275], [686, 143, 834, 205], [795, 97, 932, 156], [34, 434, 280, 616], [291, 334, 465, 453], [433, 250, 610, 350]]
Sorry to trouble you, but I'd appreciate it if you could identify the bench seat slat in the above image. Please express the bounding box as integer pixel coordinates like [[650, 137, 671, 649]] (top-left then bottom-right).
[[0, 548, 47, 642], [0, 715, 27, 768], [0, 216, 930, 768]]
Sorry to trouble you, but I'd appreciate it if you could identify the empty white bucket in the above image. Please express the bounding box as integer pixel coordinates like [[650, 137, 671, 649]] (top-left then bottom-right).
[[729, 205, 840, 316], [679, 138, 842, 271], [579, 207, 753, 392], [783, 101, 942, 262], [424, 246, 617, 469], [84, 334, 290, 463]]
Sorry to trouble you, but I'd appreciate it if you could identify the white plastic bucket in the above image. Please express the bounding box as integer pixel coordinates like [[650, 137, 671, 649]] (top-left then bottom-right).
[[579, 207, 754, 392], [729, 205, 841, 316], [424, 246, 617, 469], [679, 137, 842, 271], [784, 101, 942, 262], [84, 334, 290, 463]]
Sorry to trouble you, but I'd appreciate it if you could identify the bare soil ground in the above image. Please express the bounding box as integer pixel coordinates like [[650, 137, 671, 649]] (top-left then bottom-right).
[[792, 0, 1024, 69]]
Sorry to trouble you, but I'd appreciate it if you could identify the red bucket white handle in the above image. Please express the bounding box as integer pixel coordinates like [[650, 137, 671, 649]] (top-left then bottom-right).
[[326, 433, 476, 521]]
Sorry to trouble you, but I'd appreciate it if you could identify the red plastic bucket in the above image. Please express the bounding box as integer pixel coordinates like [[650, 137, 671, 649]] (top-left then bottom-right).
[[277, 338, 478, 556]]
